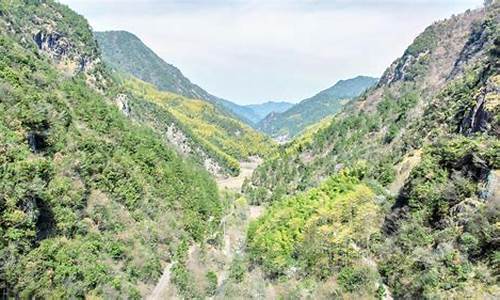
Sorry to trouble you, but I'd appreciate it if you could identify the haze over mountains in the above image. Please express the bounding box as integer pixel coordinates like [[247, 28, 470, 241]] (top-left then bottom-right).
[[0, 1, 498, 299], [95, 30, 373, 129]]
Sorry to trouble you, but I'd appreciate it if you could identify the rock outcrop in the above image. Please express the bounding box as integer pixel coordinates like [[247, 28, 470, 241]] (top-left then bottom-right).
[[165, 123, 224, 176]]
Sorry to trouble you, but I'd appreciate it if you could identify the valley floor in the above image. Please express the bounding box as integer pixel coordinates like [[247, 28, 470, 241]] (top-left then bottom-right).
[[148, 158, 264, 299], [216, 157, 262, 191]]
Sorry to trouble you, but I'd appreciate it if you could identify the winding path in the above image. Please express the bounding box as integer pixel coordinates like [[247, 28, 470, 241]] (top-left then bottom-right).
[[147, 246, 196, 300], [147, 157, 263, 299], [147, 264, 173, 300]]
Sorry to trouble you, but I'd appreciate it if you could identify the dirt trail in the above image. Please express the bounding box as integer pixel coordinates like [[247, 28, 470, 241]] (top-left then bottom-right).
[[148, 157, 263, 299], [147, 264, 173, 300], [147, 246, 196, 300], [216, 157, 264, 284], [207, 156, 266, 297]]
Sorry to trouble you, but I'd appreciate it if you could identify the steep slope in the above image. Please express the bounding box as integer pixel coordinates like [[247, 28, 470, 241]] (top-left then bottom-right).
[[246, 173, 384, 297], [245, 7, 496, 203], [258, 75, 378, 140], [119, 76, 273, 176], [94, 30, 256, 125], [95, 31, 274, 176], [0, 1, 222, 298], [241, 4, 499, 298], [244, 101, 294, 123]]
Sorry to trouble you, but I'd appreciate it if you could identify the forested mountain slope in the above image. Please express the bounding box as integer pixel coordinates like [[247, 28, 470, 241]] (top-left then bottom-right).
[[0, 1, 223, 298], [95, 31, 274, 176], [238, 4, 499, 298], [245, 6, 497, 204], [257, 75, 378, 139], [1, 1, 498, 299], [95, 30, 258, 125], [118, 76, 273, 176]]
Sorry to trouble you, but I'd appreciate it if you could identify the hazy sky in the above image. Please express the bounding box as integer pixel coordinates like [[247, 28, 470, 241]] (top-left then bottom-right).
[[59, 0, 483, 104]]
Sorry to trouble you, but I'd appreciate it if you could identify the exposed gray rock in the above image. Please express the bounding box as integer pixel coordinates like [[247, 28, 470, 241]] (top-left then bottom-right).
[[479, 170, 500, 201], [448, 19, 489, 80], [165, 124, 192, 155], [115, 94, 131, 117], [382, 205, 410, 235], [27, 131, 46, 153], [459, 76, 499, 135], [33, 31, 68, 59], [378, 51, 426, 86], [165, 123, 224, 176]]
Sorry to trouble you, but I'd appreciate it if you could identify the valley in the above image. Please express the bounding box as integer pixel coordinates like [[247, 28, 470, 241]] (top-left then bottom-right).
[[216, 157, 262, 191], [0, 0, 498, 299], [148, 157, 265, 299]]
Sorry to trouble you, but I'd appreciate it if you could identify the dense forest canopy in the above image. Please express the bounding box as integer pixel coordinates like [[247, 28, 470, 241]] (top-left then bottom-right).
[[0, 0, 498, 299]]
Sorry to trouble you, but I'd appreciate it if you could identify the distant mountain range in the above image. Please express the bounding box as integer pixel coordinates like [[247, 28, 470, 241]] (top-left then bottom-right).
[[242, 101, 294, 123], [95, 31, 287, 125], [257, 75, 378, 140], [95, 31, 376, 134]]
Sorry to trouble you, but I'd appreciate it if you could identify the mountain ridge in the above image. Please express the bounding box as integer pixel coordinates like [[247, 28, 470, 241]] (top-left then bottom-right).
[[241, 4, 499, 298], [95, 30, 258, 125], [257, 75, 378, 139], [1, 1, 498, 299], [0, 1, 224, 298], [244, 100, 294, 123]]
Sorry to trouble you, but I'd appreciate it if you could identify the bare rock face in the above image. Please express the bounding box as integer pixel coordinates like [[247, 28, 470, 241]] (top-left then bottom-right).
[[0, 3, 108, 88], [460, 75, 500, 135], [165, 124, 192, 156], [165, 123, 224, 176], [115, 94, 131, 117], [27, 131, 47, 153], [379, 51, 429, 86], [32, 30, 98, 76], [33, 31, 68, 60], [479, 170, 500, 201], [382, 205, 410, 235], [448, 18, 490, 79]]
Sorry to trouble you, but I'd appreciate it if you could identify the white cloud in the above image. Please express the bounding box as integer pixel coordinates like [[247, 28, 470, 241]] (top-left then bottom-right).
[[59, 0, 483, 104]]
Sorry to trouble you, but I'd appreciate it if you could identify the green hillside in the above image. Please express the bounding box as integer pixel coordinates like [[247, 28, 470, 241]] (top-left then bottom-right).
[[257, 75, 378, 139], [1, 1, 499, 299], [238, 4, 500, 298], [0, 1, 222, 298], [120, 76, 274, 176]]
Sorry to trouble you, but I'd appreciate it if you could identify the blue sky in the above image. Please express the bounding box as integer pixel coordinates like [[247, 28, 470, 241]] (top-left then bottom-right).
[[60, 0, 483, 104]]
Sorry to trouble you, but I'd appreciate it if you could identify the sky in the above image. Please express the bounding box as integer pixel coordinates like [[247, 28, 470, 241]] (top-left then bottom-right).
[[59, 0, 483, 104]]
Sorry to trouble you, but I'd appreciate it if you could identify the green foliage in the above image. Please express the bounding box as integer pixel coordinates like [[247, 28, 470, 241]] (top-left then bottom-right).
[[122, 77, 274, 176], [244, 7, 500, 299], [378, 136, 500, 298], [171, 240, 200, 299], [229, 255, 246, 283], [245, 85, 419, 204], [1, 0, 97, 59], [248, 173, 382, 281], [405, 26, 437, 56], [94, 30, 260, 126], [337, 266, 373, 292], [0, 4, 222, 298], [205, 271, 218, 296]]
